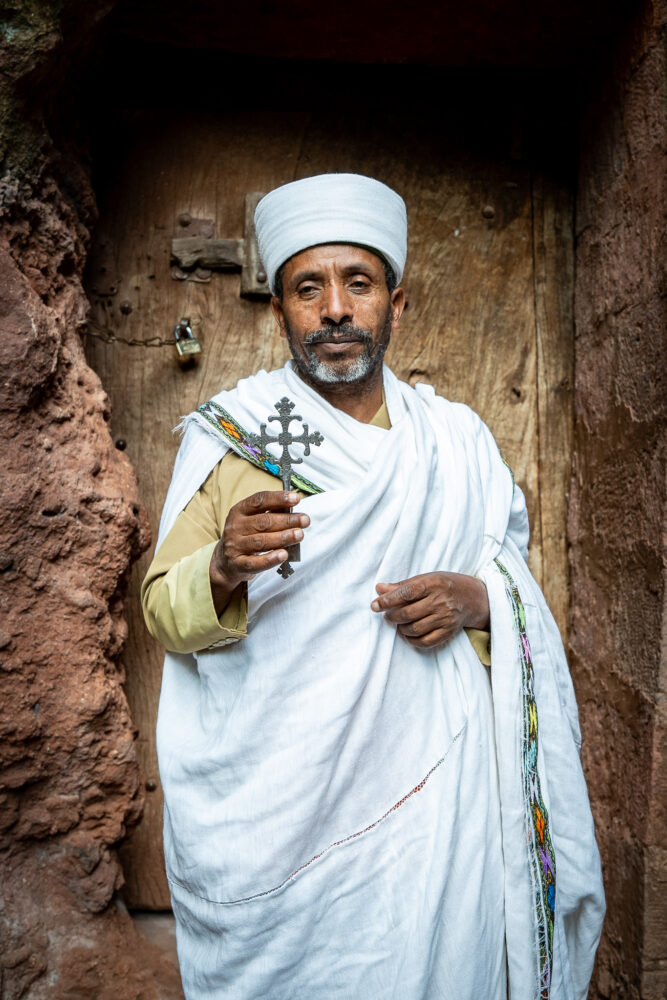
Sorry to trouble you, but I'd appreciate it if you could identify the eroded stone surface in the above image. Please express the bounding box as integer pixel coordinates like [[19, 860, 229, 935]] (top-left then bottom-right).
[[0, 3, 182, 997], [570, 1, 666, 997]]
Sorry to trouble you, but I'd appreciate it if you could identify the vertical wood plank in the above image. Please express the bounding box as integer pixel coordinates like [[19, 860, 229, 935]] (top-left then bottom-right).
[[532, 173, 575, 643]]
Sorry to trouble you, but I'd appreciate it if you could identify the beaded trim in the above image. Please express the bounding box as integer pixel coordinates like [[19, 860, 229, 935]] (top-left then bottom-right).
[[196, 399, 324, 495], [495, 559, 556, 999], [168, 726, 465, 906]]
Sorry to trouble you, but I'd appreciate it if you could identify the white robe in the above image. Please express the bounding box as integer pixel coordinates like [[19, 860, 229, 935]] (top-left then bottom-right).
[[155, 362, 604, 1000]]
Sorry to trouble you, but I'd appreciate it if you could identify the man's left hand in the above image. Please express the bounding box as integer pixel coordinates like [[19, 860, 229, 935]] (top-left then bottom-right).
[[370, 572, 490, 649]]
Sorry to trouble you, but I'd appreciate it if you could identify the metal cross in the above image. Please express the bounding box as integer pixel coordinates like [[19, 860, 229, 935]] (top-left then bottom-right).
[[247, 397, 324, 578]]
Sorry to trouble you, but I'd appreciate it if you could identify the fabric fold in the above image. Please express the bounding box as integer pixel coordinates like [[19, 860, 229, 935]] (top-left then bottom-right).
[[154, 362, 603, 1000]]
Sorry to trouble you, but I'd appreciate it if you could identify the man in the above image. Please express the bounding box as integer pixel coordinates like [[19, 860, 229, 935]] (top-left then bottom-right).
[[143, 173, 604, 1000]]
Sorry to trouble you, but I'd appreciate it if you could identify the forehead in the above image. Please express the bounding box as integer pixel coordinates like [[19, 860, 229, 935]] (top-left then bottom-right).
[[282, 243, 384, 281]]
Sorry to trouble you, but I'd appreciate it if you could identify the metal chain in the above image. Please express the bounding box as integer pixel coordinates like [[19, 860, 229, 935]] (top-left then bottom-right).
[[80, 321, 175, 348]]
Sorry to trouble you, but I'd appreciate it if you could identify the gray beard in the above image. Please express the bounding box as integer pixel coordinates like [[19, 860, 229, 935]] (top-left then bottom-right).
[[303, 348, 378, 384], [286, 319, 390, 387]]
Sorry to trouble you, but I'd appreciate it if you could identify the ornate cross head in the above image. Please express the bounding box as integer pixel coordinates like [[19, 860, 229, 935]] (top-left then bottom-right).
[[247, 397, 324, 577]]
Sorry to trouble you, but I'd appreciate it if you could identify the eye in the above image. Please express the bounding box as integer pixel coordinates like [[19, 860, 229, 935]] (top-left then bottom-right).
[[349, 277, 371, 292], [296, 283, 319, 298]]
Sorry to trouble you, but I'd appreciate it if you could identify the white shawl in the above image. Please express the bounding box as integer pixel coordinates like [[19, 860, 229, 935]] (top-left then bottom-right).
[[155, 362, 604, 1000]]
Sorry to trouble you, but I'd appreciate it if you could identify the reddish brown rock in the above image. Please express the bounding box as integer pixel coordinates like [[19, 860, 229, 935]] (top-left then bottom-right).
[[0, 2, 181, 997], [570, 1, 666, 997]]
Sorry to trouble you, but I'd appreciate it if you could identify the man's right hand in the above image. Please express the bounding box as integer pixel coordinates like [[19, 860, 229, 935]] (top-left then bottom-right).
[[209, 490, 309, 614]]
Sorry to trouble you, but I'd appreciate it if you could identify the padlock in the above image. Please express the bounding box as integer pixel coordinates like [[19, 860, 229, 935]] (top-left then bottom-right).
[[174, 318, 202, 367]]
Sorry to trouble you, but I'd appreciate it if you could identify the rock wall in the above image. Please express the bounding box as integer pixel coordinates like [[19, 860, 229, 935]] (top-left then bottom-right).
[[570, 1, 666, 998], [0, 3, 181, 996]]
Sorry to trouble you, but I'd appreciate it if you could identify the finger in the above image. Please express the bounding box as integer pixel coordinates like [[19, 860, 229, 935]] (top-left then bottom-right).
[[382, 597, 434, 625], [371, 578, 428, 612], [402, 628, 450, 649], [237, 527, 305, 554], [235, 550, 289, 574], [244, 511, 310, 534], [397, 615, 448, 639], [371, 582, 398, 609], [238, 490, 300, 515]]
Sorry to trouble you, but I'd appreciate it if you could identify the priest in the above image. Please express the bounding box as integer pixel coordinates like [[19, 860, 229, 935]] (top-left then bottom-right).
[[142, 173, 604, 1000]]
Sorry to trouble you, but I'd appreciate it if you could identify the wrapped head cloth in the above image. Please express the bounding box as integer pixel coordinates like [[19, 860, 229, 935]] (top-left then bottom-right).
[[254, 173, 407, 294]]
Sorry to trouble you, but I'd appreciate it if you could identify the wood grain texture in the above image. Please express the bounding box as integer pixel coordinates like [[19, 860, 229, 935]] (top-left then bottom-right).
[[531, 174, 574, 645], [85, 110, 573, 908]]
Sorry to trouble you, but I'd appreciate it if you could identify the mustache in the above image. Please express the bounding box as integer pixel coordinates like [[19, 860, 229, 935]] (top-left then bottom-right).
[[304, 324, 373, 346]]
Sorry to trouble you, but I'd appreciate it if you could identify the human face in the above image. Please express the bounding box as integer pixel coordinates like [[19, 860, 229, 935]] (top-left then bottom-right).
[[271, 244, 404, 391]]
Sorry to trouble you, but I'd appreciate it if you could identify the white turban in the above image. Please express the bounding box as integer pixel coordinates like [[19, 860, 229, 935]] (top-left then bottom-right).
[[254, 173, 407, 294]]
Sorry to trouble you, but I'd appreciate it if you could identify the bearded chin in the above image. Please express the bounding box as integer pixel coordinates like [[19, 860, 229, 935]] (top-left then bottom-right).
[[301, 345, 382, 385], [286, 312, 392, 388]]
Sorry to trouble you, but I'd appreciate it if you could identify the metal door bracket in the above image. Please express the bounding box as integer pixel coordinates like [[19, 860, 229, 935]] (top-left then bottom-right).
[[170, 193, 269, 299]]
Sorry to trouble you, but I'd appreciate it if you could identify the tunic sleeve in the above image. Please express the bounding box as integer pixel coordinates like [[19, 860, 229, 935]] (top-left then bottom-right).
[[141, 451, 281, 653]]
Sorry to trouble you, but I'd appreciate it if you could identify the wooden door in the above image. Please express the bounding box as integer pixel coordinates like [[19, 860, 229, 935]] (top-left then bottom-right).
[[85, 110, 573, 909]]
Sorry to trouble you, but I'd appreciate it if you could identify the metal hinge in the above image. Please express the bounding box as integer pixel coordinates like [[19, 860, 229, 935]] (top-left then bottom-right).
[[170, 192, 269, 299]]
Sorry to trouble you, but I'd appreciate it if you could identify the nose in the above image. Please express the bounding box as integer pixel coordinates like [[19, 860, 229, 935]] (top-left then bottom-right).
[[320, 282, 353, 327]]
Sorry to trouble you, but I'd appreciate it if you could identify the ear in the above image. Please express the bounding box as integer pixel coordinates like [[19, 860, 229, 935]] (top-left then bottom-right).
[[390, 287, 405, 329], [270, 296, 288, 339]]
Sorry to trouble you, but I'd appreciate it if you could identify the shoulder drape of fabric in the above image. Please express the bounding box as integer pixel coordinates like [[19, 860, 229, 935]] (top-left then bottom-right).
[[152, 362, 603, 1000]]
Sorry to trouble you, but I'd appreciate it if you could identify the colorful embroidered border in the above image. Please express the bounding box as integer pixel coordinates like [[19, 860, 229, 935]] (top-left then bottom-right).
[[495, 559, 556, 999], [197, 399, 324, 496]]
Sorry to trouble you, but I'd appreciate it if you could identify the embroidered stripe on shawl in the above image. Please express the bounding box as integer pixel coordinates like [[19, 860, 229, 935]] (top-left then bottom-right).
[[495, 558, 557, 999], [154, 364, 603, 1000], [197, 399, 324, 496]]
